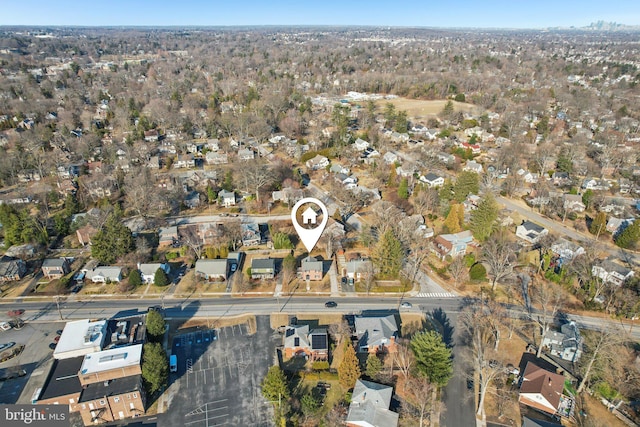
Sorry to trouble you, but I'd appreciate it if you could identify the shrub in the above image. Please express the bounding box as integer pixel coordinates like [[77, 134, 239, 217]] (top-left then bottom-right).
[[312, 361, 330, 371], [469, 263, 487, 281], [165, 252, 179, 260]]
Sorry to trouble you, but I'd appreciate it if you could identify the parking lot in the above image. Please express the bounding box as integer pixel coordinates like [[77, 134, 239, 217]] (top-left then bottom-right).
[[159, 316, 279, 427], [0, 319, 65, 404]]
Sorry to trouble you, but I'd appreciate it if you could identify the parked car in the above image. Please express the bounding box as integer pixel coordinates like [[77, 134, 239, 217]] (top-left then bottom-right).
[[0, 322, 12, 331], [400, 302, 412, 308], [324, 301, 338, 308]]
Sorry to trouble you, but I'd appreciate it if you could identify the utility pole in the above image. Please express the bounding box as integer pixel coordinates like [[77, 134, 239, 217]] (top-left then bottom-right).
[[54, 295, 63, 320]]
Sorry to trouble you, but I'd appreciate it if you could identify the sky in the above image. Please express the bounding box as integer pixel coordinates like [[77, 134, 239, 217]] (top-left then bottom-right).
[[0, 0, 639, 28]]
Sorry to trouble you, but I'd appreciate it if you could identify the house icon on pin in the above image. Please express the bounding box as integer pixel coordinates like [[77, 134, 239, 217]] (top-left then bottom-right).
[[302, 206, 318, 225]]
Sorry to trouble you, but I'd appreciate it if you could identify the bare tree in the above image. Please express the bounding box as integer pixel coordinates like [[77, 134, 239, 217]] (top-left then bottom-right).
[[403, 376, 436, 427], [222, 219, 243, 251], [393, 341, 415, 386], [180, 225, 204, 260], [577, 327, 627, 393], [530, 280, 565, 358], [448, 256, 468, 288], [459, 303, 505, 418], [244, 160, 273, 203], [481, 232, 516, 291], [328, 319, 351, 347]]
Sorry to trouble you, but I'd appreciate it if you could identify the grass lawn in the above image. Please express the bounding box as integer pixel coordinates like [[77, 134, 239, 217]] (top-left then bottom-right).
[[374, 97, 479, 118], [297, 374, 345, 418]]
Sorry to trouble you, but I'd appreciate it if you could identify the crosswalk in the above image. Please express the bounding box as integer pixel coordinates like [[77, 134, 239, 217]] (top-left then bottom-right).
[[415, 292, 457, 298]]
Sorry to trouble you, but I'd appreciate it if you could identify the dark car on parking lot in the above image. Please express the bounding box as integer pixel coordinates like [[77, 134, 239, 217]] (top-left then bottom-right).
[[324, 301, 337, 308]]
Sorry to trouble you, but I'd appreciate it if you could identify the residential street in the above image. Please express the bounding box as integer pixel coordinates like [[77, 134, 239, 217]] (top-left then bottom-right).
[[498, 196, 640, 265]]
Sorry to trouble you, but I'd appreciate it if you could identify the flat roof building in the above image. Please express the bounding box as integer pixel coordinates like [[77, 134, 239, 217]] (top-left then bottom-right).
[[54, 319, 107, 360]]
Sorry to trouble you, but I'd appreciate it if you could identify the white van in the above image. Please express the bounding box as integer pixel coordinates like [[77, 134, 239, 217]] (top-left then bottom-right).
[[170, 355, 177, 373]]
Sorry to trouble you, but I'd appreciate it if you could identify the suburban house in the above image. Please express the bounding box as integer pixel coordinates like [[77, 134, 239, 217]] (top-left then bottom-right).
[[581, 178, 610, 191], [360, 147, 380, 164], [563, 194, 586, 212], [382, 151, 399, 165], [86, 267, 123, 283], [353, 138, 370, 151], [306, 154, 330, 170], [345, 259, 372, 281], [517, 169, 540, 184], [173, 154, 195, 169], [550, 238, 584, 263], [432, 230, 474, 260], [241, 223, 261, 246], [137, 263, 170, 285], [272, 187, 304, 205], [158, 226, 178, 247], [143, 129, 159, 142], [354, 315, 398, 354], [519, 362, 565, 416], [76, 225, 98, 246], [437, 152, 455, 164], [541, 321, 583, 362], [420, 173, 445, 188], [283, 325, 329, 360], [552, 172, 571, 186], [592, 259, 635, 286], [195, 259, 229, 281], [219, 190, 236, 207], [516, 221, 548, 244], [251, 258, 276, 280], [205, 151, 228, 165], [42, 258, 71, 280], [463, 160, 483, 174], [606, 217, 634, 235], [346, 380, 399, 427], [298, 257, 324, 281], [0, 255, 27, 282], [238, 148, 255, 161]]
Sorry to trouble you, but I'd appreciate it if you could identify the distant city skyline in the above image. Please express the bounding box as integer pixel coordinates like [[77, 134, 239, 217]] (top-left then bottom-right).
[[1, 0, 639, 29]]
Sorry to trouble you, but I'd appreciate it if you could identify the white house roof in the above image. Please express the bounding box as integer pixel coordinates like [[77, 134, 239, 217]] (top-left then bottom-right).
[[54, 319, 107, 360], [80, 343, 142, 375], [347, 379, 398, 427]]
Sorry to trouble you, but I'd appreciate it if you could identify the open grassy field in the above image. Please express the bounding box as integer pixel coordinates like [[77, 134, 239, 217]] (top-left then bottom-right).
[[375, 97, 480, 119]]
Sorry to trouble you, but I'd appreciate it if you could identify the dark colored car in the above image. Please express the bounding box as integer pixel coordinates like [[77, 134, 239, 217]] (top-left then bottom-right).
[[341, 277, 347, 285], [324, 301, 338, 308]]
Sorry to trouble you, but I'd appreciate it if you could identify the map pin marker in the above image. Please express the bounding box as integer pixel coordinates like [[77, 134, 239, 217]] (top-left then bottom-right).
[[291, 197, 328, 253]]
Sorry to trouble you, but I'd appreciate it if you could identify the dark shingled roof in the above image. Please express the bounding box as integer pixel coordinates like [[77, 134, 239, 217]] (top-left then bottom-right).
[[39, 357, 83, 401], [79, 374, 143, 402]]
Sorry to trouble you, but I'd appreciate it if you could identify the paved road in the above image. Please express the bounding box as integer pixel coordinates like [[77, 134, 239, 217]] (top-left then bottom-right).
[[498, 196, 640, 264]]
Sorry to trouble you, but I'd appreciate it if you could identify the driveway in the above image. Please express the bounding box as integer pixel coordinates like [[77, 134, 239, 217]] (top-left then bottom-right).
[[159, 316, 279, 427]]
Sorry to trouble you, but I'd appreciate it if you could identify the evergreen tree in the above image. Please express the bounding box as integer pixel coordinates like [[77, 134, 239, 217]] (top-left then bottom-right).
[[261, 365, 290, 403], [443, 203, 462, 233], [582, 189, 594, 210], [410, 330, 453, 387], [141, 343, 168, 394], [439, 179, 454, 202], [129, 270, 143, 287], [338, 341, 361, 390], [394, 110, 408, 133], [453, 171, 479, 202], [146, 309, 166, 341], [222, 171, 234, 192], [365, 353, 383, 380], [371, 229, 403, 278], [615, 221, 640, 249], [556, 149, 573, 173], [470, 194, 499, 241], [383, 102, 397, 127], [589, 212, 607, 237], [441, 100, 455, 120], [154, 268, 169, 286], [91, 214, 134, 264], [398, 178, 409, 200]]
